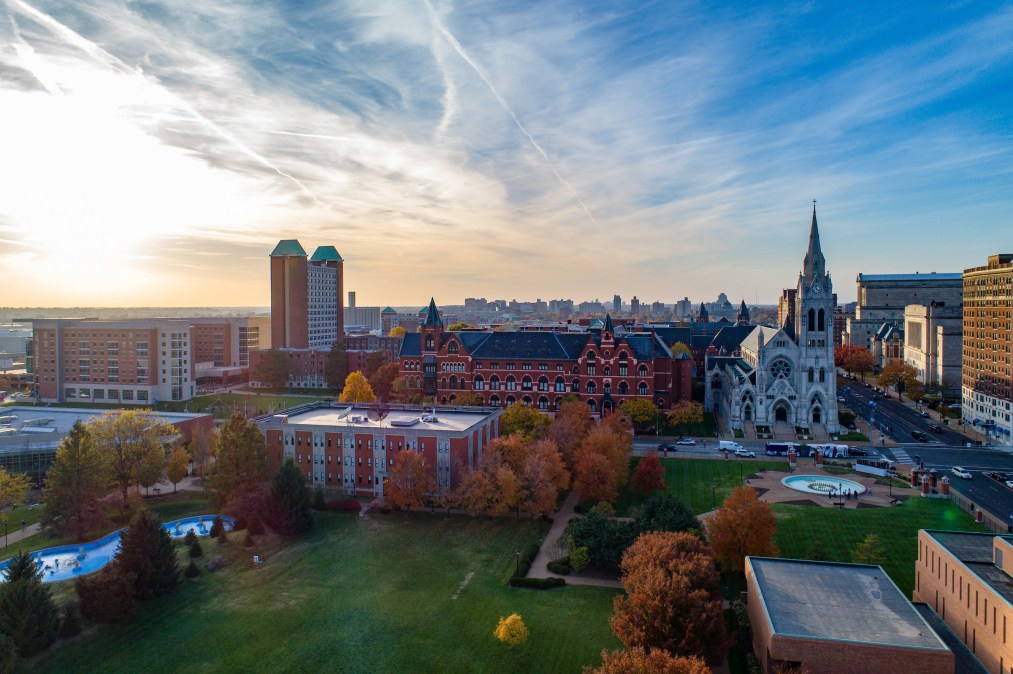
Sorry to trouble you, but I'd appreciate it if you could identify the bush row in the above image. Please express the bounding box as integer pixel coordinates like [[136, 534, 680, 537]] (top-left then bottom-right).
[[509, 576, 565, 590], [547, 558, 572, 575]]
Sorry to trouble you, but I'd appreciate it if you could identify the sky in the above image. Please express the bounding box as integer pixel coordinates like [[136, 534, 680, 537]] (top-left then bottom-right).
[[1, 1, 1012, 308]]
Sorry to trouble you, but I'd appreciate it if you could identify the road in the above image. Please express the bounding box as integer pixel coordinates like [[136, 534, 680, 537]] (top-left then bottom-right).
[[839, 377, 967, 447]]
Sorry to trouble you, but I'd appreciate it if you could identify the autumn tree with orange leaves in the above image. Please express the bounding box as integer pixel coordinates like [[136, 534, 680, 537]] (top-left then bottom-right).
[[610, 532, 725, 664], [384, 451, 434, 511], [707, 486, 778, 573], [572, 424, 631, 503], [632, 455, 667, 496], [453, 451, 520, 516], [547, 400, 592, 467], [584, 648, 711, 674]]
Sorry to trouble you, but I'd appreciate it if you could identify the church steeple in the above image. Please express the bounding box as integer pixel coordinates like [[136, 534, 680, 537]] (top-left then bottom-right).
[[736, 300, 750, 325], [803, 202, 826, 280], [698, 302, 709, 323], [423, 297, 443, 328]]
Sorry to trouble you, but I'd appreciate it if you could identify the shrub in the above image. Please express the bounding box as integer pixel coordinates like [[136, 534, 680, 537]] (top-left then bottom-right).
[[188, 540, 203, 558], [58, 601, 82, 639], [508, 576, 565, 589], [76, 569, 135, 624], [568, 544, 590, 572], [209, 517, 224, 538], [312, 487, 327, 511], [184, 561, 201, 579], [547, 560, 571, 575], [183, 529, 198, 547], [244, 532, 255, 549], [326, 498, 361, 512], [205, 557, 231, 572]]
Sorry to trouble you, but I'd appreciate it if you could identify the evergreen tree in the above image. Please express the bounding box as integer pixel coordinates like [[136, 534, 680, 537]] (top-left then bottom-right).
[[41, 420, 108, 541], [0, 553, 58, 657], [115, 509, 180, 600], [1, 551, 42, 583], [189, 540, 203, 558], [75, 569, 135, 624], [209, 516, 224, 538], [58, 601, 82, 639], [266, 458, 314, 535], [636, 492, 701, 534], [207, 414, 269, 509], [184, 529, 198, 547], [184, 560, 201, 579]]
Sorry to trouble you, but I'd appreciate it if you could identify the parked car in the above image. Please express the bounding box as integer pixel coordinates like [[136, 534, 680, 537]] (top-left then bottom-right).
[[920, 411, 931, 418], [911, 430, 929, 442], [929, 425, 943, 433], [873, 393, 882, 400], [657, 443, 677, 452], [865, 383, 873, 388], [675, 438, 696, 446], [951, 466, 972, 479], [849, 447, 869, 456], [734, 448, 756, 458], [948, 403, 962, 410]]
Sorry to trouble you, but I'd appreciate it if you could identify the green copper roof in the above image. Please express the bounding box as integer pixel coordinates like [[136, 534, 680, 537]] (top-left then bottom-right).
[[381, 307, 396, 314], [271, 239, 307, 257], [310, 245, 342, 262]]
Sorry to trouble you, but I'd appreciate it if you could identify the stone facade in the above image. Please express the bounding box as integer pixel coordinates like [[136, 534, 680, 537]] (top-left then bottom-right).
[[845, 272, 962, 348], [904, 302, 962, 394]]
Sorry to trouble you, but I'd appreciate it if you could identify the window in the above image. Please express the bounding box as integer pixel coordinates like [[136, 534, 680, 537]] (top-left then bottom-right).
[[619, 364, 628, 377], [521, 376, 532, 391], [538, 377, 549, 391], [587, 365, 596, 376], [506, 376, 516, 391], [619, 382, 628, 395], [448, 342, 459, 354], [474, 376, 485, 390], [586, 381, 596, 394], [638, 382, 648, 395], [638, 365, 648, 377]]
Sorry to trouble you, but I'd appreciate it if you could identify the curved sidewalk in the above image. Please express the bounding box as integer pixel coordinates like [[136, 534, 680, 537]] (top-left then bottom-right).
[[527, 492, 623, 589]]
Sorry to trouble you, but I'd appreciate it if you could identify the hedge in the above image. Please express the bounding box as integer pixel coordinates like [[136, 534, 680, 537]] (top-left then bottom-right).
[[509, 576, 566, 589]]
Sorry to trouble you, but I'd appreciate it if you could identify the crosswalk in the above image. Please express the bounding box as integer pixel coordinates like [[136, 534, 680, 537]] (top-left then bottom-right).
[[891, 448, 913, 464]]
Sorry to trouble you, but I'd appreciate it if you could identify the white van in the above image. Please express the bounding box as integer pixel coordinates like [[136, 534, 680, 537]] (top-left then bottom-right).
[[718, 441, 744, 452]]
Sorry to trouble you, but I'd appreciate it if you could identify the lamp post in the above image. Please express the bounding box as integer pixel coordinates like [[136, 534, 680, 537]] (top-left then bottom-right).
[[712, 483, 716, 509], [515, 548, 520, 577], [838, 482, 843, 507], [739, 460, 744, 484]]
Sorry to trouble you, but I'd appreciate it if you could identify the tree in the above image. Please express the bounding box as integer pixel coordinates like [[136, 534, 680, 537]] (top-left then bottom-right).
[[611, 532, 724, 664], [670, 342, 693, 359], [632, 456, 667, 496], [454, 451, 519, 516], [548, 400, 592, 466], [136, 446, 166, 495], [448, 321, 476, 331], [385, 451, 434, 511], [166, 443, 190, 493], [493, 614, 529, 646], [391, 376, 426, 404], [500, 403, 550, 441], [0, 553, 58, 657], [42, 420, 109, 541], [567, 509, 638, 572], [840, 346, 875, 380], [707, 487, 778, 573], [369, 362, 401, 402], [324, 340, 348, 392], [208, 414, 269, 509], [87, 410, 177, 510], [0, 468, 30, 515], [75, 568, 135, 624], [878, 361, 922, 401], [574, 449, 620, 503], [666, 401, 704, 429], [189, 423, 215, 486], [115, 508, 179, 600], [621, 399, 658, 433], [636, 492, 699, 534], [339, 371, 377, 403], [265, 458, 314, 535], [852, 533, 886, 565], [517, 439, 570, 514], [585, 648, 711, 674], [364, 350, 392, 378], [388, 326, 407, 339], [453, 391, 484, 406], [572, 424, 631, 502], [253, 349, 290, 389]]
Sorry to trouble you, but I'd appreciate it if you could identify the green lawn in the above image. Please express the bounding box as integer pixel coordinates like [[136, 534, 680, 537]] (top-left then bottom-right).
[[615, 457, 789, 516], [155, 393, 323, 418], [35, 512, 620, 673], [773, 497, 983, 596]]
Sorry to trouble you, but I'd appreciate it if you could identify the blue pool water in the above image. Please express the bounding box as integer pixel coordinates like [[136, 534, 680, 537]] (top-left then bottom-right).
[[0, 515, 234, 584]]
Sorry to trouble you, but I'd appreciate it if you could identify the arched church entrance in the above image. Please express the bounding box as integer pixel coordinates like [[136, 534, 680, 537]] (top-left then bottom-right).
[[811, 407, 822, 424], [773, 402, 790, 422], [743, 405, 753, 421]]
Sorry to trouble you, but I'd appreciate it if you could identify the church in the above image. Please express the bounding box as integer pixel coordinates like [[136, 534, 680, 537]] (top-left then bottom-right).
[[705, 207, 840, 435]]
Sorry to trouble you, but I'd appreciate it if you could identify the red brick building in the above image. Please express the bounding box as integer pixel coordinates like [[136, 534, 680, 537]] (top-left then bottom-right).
[[270, 240, 343, 349], [399, 299, 691, 416], [258, 403, 502, 497]]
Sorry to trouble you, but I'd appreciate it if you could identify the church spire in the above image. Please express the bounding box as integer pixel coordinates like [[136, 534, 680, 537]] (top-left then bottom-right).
[[423, 297, 443, 327], [736, 300, 750, 325], [803, 202, 826, 279], [603, 313, 615, 333]]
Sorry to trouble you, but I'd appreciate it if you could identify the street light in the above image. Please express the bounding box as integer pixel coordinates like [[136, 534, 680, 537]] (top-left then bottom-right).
[[515, 548, 520, 577], [739, 460, 744, 484], [838, 482, 843, 507], [712, 483, 716, 509]]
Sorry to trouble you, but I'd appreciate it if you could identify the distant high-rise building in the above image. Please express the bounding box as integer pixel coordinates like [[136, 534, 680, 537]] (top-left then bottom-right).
[[270, 240, 344, 348], [348, 291, 356, 309], [613, 295, 622, 313], [675, 297, 693, 318], [651, 301, 666, 316], [630, 296, 640, 314]]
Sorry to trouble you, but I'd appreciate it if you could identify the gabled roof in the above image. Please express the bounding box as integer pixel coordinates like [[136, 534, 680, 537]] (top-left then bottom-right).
[[739, 326, 782, 356], [468, 332, 589, 360], [422, 298, 443, 328], [399, 332, 421, 358], [271, 239, 306, 257], [381, 307, 396, 314], [652, 326, 692, 347], [310, 245, 342, 262], [709, 325, 755, 353]]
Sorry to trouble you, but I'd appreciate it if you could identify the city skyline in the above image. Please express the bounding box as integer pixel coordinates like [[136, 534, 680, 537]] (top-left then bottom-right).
[[1, 1, 1011, 307]]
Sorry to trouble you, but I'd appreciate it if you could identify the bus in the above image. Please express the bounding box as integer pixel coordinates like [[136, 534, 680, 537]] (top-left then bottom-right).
[[765, 442, 801, 456], [809, 443, 850, 458], [855, 457, 895, 477]]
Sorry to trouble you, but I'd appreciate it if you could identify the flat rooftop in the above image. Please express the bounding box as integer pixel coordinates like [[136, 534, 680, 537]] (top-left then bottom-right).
[[856, 273, 962, 282], [749, 557, 949, 651], [926, 531, 1013, 607], [0, 406, 210, 436], [267, 404, 497, 434]]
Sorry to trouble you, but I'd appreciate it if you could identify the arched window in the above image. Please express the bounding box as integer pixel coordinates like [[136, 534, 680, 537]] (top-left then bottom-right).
[[441, 377, 447, 389], [572, 378, 580, 392], [506, 375, 516, 391], [448, 341, 459, 354], [586, 352, 596, 362], [449, 376, 458, 390], [638, 382, 648, 395], [474, 375, 485, 390], [817, 308, 825, 332], [538, 376, 549, 391], [807, 308, 815, 332], [619, 381, 629, 395], [522, 396, 532, 406], [619, 352, 628, 362], [638, 364, 648, 377], [572, 365, 579, 374], [505, 395, 516, 405], [490, 375, 500, 391], [603, 382, 612, 395], [554, 377, 565, 392], [819, 368, 825, 383], [712, 374, 722, 390], [553, 397, 561, 411], [425, 334, 435, 351], [587, 399, 597, 413], [603, 366, 611, 377], [808, 367, 814, 383], [538, 396, 548, 410], [586, 381, 596, 394], [521, 376, 532, 391], [490, 394, 500, 406]]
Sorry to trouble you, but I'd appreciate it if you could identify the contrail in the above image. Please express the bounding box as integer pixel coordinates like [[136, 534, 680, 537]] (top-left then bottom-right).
[[9, 0, 327, 209], [420, 0, 600, 228]]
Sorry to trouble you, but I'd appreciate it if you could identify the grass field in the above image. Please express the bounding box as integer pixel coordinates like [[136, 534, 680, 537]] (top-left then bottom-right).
[[35, 512, 620, 674], [155, 392, 323, 418], [773, 497, 983, 596], [615, 457, 789, 516]]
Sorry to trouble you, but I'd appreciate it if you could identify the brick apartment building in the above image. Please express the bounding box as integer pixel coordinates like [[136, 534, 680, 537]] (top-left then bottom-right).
[[398, 299, 691, 416], [258, 402, 502, 497], [913, 530, 1013, 673], [270, 239, 343, 349], [249, 334, 401, 389], [24, 316, 268, 404], [962, 254, 1013, 446]]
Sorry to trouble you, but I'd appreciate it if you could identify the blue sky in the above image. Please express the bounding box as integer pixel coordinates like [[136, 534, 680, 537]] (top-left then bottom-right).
[[1, 0, 1011, 307]]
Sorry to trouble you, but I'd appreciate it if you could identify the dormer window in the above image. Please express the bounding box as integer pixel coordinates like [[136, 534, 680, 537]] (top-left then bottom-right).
[[448, 341, 459, 354], [425, 334, 435, 351]]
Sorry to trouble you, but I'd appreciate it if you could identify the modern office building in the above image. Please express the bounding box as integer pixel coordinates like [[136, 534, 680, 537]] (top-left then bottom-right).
[[270, 240, 343, 349], [258, 402, 502, 497], [846, 272, 963, 348], [913, 529, 1013, 673], [962, 254, 1013, 445], [747, 556, 954, 674]]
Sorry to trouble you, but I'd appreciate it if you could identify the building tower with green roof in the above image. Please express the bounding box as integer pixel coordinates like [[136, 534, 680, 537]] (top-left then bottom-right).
[[270, 239, 344, 349]]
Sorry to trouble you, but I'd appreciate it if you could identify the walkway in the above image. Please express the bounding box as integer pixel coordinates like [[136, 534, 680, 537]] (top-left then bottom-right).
[[527, 492, 623, 589], [1, 523, 42, 550]]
